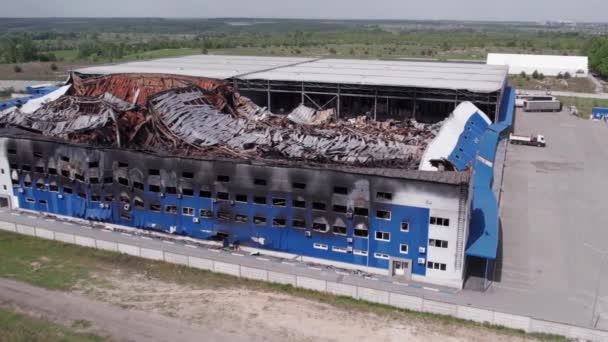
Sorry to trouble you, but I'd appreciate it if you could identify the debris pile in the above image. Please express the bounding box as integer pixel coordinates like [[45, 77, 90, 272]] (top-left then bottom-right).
[[0, 73, 444, 169]]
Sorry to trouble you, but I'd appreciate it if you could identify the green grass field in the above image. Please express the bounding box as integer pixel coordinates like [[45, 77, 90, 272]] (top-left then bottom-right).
[[0, 230, 567, 341], [558, 96, 608, 118], [0, 308, 106, 342]]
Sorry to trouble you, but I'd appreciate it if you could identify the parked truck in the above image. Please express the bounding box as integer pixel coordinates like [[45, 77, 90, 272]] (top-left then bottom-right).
[[509, 133, 546, 147], [523, 99, 562, 112]]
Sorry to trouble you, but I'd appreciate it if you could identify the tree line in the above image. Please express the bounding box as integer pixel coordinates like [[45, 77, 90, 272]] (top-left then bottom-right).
[[587, 37, 608, 78]]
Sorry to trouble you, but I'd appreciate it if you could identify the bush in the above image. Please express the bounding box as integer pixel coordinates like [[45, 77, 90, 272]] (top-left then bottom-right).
[[50, 63, 58, 71], [532, 70, 539, 79], [519, 71, 527, 78], [13, 65, 22, 73], [564, 72, 571, 79], [328, 47, 337, 55], [556, 72, 563, 79]]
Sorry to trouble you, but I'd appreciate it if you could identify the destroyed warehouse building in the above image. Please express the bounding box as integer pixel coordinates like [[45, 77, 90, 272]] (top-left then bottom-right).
[[0, 55, 513, 289]]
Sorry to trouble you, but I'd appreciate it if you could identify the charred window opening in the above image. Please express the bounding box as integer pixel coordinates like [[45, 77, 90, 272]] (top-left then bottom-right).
[[292, 182, 306, 190], [312, 222, 328, 233], [36, 182, 45, 190], [292, 218, 306, 229], [182, 171, 194, 179], [235, 214, 248, 223], [333, 225, 347, 236], [217, 211, 231, 221], [199, 190, 211, 198], [91, 194, 101, 202], [118, 177, 129, 186], [254, 196, 267, 205], [200, 209, 213, 218], [376, 191, 393, 201], [119, 195, 130, 204], [77, 192, 86, 199], [133, 182, 144, 191], [60, 155, 69, 162], [33, 152, 43, 158], [272, 197, 286, 207], [333, 186, 348, 195], [272, 218, 286, 227], [216, 175, 230, 183], [293, 200, 306, 208], [49, 184, 58, 192], [34, 166, 44, 173], [88, 161, 99, 168], [7, 149, 17, 155], [134, 198, 144, 208], [401, 222, 410, 232], [89, 177, 99, 184], [150, 204, 161, 212], [22, 165, 31, 172], [149, 184, 160, 193], [333, 204, 347, 213], [104, 194, 114, 202], [354, 207, 369, 217], [166, 186, 177, 195], [26, 198, 35, 203], [312, 202, 326, 211], [120, 213, 131, 221], [182, 207, 194, 216], [254, 216, 266, 225], [182, 188, 194, 196], [23, 180, 32, 188], [104, 176, 113, 184], [376, 210, 391, 220], [75, 174, 85, 182], [148, 169, 160, 176], [165, 205, 177, 214], [39, 199, 48, 205], [11, 179, 19, 185], [48, 168, 57, 175], [217, 192, 229, 200], [354, 228, 368, 238], [235, 194, 247, 203], [63, 186, 73, 194], [9, 163, 18, 169], [118, 162, 128, 168], [254, 178, 267, 186]]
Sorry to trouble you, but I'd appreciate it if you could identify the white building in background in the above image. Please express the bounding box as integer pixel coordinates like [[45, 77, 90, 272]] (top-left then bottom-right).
[[487, 53, 588, 77]]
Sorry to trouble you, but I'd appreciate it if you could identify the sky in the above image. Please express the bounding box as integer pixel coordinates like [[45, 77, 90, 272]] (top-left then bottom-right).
[[2, 0, 608, 22]]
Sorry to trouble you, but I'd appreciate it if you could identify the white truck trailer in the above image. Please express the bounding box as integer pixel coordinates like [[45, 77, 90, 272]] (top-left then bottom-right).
[[509, 133, 546, 147]]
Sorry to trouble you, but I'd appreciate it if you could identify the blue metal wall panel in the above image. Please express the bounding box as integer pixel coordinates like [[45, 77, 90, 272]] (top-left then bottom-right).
[[447, 112, 491, 171]]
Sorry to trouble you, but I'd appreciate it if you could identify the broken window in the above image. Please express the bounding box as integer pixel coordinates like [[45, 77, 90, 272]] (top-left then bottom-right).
[[292, 199, 306, 208], [63, 186, 73, 194], [48, 168, 57, 175], [254, 178, 267, 186], [88, 161, 99, 168], [332, 225, 347, 236], [22, 165, 31, 172], [91, 194, 101, 202], [35, 166, 44, 173], [312, 222, 328, 233], [272, 197, 286, 207], [376, 191, 393, 201], [75, 173, 85, 182], [182, 188, 194, 196], [333, 186, 348, 195], [200, 209, 213, 218], [272, 218, 286, 227], [292, 218, 306, 229], [36, 182, 45, 190], [149, 184, 160, 193], [7, 149, 17, 155], [354, 228, 368, 238], [33, 151, 43, 158], [182, 207, 194, 216], [375, 231, 390, 241], [150, 204, 161, 212], [60, 155, 69, 162], [199, 190, 211, 198], [120, 213, 131, 221], [292, 182, 306, 190], [376, 210, 391, 220], [118, 177, 129, 186], [216, 175, 230, 183], [235, 214, 248, 223], [254, 196, 267, 205], [254, 216, 267, 225], [118, 162, 128, 168], [133, 182, 144, 191], [166, 187, 177, 195], [354, 207, 369, 217], [333, 204, 347, 213], [235, 194, 247, 203], [104, 176, 113, 184], [312, 202, 326, 211], [165, 205, 177, 214], [182, 171, 194, 179], [134, 198, 144, 208], [89, 177, 99, 184], [217, 211, 231, 221], [26, 198, 35, 203], [49, 184, 58, 192], [217, 192, 229, 200], [23, 180, 32, 188], [77, 192, 86, 199], [39, 199, 48, 205], [149, 169, 160, 176], [104, 194, 114, 202]]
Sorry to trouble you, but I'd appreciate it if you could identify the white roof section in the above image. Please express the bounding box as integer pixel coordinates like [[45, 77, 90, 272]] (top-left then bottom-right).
[[77, 54, 508, 93], [487, 53, 589, 76]]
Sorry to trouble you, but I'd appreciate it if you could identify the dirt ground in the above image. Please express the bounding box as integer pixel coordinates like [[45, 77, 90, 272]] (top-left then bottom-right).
[[67, 270, 532, 342], [0, 61, 96, 81]]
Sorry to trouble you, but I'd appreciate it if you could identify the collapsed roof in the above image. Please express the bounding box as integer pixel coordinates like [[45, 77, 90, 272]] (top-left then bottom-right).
[[0, 72, 445, 170]]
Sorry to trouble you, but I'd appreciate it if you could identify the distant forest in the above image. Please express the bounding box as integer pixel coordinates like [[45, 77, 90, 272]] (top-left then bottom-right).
[[1, 18, 607, 75]]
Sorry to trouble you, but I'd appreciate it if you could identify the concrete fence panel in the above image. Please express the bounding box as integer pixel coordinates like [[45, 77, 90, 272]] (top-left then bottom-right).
[[240, 266, 268, 281], [188, 256, 213, 271], [164, 252, 189, 266], [389, 292, 423, 311], [530, 319, 573, 337], [357, 287, 389, 305], [326, 281, 357, 298], [34, 228, 54, 240], [117, 243, 140, 257], [0, 221, 16, 232], [456, 305, 494, 324], [54, 232, 75, 244], [74, 235, 96, 248], [268, 271, 296, 286], [96, 240, 119, 252], [570, 326, 608, 341], [214, 261, 240, 277], [493, 312, 531, 332], [422, 299, 458, 316], [296, 276, 327, 292], [16, 224, 36, 236], [140, 248, 164, 261]]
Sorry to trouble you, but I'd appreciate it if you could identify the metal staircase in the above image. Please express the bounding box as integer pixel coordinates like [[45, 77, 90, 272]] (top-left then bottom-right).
[[455, 185, 468, 270]]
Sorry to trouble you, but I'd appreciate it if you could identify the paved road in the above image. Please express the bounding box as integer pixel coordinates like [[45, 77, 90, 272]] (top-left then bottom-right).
[[521, 89, 608, 99], [0, 277, 248, 342], [495, 108, 608, 329]]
